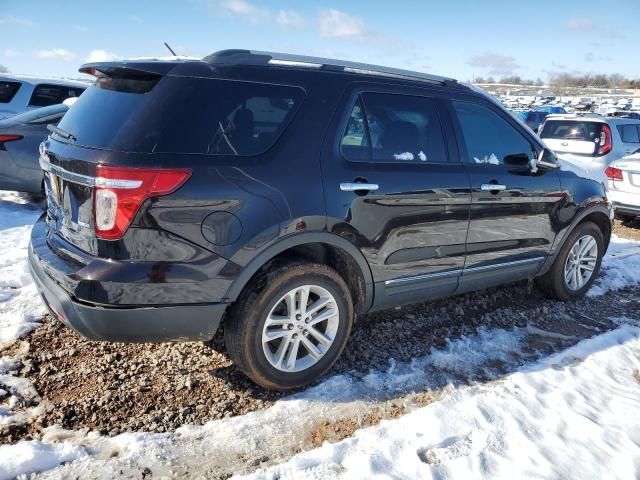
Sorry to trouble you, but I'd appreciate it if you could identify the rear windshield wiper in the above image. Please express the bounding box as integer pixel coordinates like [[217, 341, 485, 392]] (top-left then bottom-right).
[[47, 124, 77, 142]]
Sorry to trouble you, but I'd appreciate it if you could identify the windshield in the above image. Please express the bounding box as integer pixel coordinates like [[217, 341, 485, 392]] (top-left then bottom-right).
[[539, 120, 602, 141]]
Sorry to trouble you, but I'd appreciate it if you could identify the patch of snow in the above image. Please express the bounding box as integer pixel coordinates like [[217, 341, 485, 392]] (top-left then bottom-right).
[[0, 441, 86, 480], [10, 325, 533, 479], [241, 324, 640, 480], [589, 234, 640, 296], [418, 151, 427, 161], [474, 153, 500, 165], [394, 152, 414, 161], [0, 192, 45, 347]]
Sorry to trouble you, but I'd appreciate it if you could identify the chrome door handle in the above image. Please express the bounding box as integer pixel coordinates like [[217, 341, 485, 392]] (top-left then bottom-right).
[[480, 183, 507, 191], [340, 182, 379, 192]]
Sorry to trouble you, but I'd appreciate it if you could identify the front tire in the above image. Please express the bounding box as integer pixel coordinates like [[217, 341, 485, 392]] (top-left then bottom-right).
[[224, 261, 353, 391], [535, 221, 604, 300]]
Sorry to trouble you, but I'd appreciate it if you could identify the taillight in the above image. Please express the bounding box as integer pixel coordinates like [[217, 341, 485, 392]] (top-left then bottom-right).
[[94, 166, 191, 240], [597, 125, 612, 155], [0, 134, 23, 145], [605, 166, 623, 181]]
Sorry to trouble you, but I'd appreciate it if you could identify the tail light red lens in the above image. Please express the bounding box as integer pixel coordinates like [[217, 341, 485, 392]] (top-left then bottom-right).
[[0, 134, 23, 144], [94, 166, 191, 240], [605, 166, 623, 181], [597, 125, 612, 155]]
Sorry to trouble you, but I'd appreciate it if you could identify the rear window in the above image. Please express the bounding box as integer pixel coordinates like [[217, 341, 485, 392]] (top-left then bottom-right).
[[539, 120, 602, 141], [0, 81, 21, 103], [55, 76, 304, 155], [28, 84, 85, 107]]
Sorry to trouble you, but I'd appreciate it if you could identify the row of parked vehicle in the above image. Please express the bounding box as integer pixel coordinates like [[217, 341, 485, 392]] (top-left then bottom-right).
[[0, 75, 87, 195], [0, 53, 637, 390]]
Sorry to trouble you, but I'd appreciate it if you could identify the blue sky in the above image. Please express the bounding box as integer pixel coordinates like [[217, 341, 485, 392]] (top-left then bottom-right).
[[0, 0, 638, 81]]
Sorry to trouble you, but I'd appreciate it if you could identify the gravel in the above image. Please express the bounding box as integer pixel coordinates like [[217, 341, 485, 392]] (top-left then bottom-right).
[[0, 221, 638, 446]]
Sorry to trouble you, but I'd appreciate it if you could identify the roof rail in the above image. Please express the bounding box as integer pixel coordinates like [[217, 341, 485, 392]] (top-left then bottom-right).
[[202, 49, 457, 87]]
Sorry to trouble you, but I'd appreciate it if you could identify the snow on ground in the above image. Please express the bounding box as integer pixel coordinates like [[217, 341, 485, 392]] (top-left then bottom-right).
[[242, 322, 640, 480], [589, 234, 640, 296], [0, 192, 640, 479], [0, 192, 45, 348], [1, 324, 527, 479]]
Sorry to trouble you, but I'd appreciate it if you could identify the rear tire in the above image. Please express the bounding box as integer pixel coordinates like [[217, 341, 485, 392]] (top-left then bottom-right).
[[535, 221, 604, 301], [224, 261, 353, 391]]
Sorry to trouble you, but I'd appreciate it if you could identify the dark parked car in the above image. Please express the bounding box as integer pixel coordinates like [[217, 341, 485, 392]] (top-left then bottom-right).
[[0, 103, 69, 194], [30, 50, 613, 391]]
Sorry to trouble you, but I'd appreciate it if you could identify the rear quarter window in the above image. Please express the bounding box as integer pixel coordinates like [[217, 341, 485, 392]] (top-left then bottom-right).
[[617, 124, 640, 143], [28, 84, 85, 107], [0, 81, 21, 103]]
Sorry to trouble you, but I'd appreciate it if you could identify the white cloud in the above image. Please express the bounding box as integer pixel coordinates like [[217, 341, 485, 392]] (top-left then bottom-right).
[[567, 17, 595, 31], [85, 50, 120, 63], [276, 10, 305, 28], [317, 9, 368, 39], [36, 48, 78, 62], [3, 48, 21, 58], [467, 52, 521, 76], [0, 15, 38, 28], [219, 0, 269, 23], [584, 52, 611, 63]]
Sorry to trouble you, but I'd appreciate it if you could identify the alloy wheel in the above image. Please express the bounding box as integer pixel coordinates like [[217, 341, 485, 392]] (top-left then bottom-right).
[[563, 234, 598, 291], [261, 285, 340, 372]]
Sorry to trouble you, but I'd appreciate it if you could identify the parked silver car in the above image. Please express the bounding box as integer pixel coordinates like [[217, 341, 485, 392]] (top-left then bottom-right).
[[0, 103, 69, 194], [539, 114, 640, 182], [0, 74, 86, 119]]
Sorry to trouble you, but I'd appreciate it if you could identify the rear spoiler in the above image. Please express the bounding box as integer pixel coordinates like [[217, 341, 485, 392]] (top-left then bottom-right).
[[79, 59, 210, 78]]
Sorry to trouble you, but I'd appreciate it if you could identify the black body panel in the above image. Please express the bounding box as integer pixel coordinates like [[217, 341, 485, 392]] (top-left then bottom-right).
[[29, 56, 613, 342]]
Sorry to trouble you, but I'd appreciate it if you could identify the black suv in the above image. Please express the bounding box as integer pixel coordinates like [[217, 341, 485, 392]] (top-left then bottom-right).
[[29, 50, 613, 390]]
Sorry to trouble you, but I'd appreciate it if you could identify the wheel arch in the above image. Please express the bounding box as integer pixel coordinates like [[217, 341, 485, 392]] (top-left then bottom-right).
[[538, 205, 612, 276], [223, 232, 375, 315]]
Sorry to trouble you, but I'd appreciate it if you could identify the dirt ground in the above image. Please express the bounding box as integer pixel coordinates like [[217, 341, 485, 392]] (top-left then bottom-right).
[[1, 221, 639, 447]]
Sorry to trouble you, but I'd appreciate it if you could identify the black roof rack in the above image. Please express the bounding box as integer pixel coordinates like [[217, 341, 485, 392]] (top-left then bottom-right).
[[202, 49, 459, 87]]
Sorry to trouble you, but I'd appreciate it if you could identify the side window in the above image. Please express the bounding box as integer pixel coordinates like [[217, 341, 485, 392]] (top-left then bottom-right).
[[29, 84, 85, 107], [0, 81, 21, 103], [617, 124, 640, 143], [340, 98, 369, 161], [452, 101, 535, 165], [340, 93, 448, 163]]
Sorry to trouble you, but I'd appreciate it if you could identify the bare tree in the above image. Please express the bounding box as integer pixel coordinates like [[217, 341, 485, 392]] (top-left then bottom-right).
[[0, 64, 8, 74]]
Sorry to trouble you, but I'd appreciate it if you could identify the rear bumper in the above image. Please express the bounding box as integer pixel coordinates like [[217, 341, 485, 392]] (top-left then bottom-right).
[[609, 190, 640, 216], [29, 221, 227, 343], [613, 202, 640, 216]]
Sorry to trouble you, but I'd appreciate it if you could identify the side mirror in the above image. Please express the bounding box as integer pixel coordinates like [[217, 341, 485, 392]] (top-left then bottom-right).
[[536, 148, 559, 171]]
